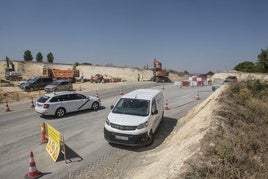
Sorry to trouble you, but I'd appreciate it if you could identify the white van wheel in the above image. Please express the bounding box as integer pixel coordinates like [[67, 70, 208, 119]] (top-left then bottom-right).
[[146, 131, 154, 146]]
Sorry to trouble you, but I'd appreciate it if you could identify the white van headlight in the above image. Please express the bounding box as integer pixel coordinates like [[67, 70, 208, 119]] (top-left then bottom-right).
[[106, 118, 111, 126], [137, 121, 148, 129]]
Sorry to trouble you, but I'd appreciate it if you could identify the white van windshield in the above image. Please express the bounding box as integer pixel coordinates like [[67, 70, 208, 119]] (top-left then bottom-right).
[[112, 98, 150, 116]]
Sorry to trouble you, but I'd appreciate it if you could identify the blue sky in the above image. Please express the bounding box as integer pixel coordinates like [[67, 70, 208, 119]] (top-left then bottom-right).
[[1, 0, 267, 73]]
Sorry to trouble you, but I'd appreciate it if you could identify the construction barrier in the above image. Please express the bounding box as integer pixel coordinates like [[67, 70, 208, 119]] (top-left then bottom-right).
[[42, 122, 67, 163], [109, 78, 121, 83]]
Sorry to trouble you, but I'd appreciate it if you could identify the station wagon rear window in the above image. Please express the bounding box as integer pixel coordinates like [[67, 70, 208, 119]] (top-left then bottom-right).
[[37, 95, 50, 103]]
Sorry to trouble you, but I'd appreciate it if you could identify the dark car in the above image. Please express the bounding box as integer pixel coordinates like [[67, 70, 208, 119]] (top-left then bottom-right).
[[44, 80, 73, 93], [224, 76, 238, 83], [20, 77, 53, 91]]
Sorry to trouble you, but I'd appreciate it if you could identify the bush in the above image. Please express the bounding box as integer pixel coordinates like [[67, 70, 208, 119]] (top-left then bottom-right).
[[181, 80, 268, 178]]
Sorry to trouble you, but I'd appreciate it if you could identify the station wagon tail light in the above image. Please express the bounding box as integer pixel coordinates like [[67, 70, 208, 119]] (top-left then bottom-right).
[[137, 121, 148, 129], [43, 104, 50, 109]]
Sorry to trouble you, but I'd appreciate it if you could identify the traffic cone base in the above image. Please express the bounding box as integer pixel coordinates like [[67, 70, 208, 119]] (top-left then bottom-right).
[[25, 151, 42, 179], [120, 88, 124, 95], [5, 102, 10, 112], [30, 98, 35, 108], [41, 123, 48, 144], [164, 100, 169, 110], [196, 92, 200, 100]]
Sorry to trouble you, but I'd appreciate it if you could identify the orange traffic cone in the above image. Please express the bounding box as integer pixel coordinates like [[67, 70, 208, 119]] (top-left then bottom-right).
[[5, 101, 10, 112], [95, 90, 99, 98], [196, 91, 200, 100], [41, 122, 48, 144], [30, 97, 35, 108], [164, 100, 169, 110], [120, 87, 124, 95], [25, 151, 42, 179]]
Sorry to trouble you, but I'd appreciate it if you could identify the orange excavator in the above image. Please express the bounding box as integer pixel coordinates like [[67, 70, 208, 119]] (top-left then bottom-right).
[[152, 58, 171, 82]]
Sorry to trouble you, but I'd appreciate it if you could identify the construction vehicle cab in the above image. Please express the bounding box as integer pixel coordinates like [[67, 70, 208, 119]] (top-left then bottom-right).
[[152, 58, 171, 82]]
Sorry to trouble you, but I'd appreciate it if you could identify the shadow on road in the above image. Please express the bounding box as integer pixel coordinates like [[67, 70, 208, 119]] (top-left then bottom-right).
[[58, 144, 83, 163], [39, 106, 106, 120], [109, 116, 178, 152], [175, 100, 195, 108]]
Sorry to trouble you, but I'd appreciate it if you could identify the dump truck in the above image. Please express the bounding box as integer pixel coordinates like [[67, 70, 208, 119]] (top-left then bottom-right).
[[5, 56, 23, 81], [43, 68, 79, 82], [151, 58, 171, 82]]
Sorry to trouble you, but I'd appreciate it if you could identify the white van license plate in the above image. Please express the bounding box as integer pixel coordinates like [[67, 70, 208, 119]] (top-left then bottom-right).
[[115, 135, 128, 140]]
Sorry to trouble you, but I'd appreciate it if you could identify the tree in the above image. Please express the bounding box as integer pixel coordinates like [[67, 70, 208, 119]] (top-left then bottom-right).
[[24, 50, 33, 61], [47, 52, 54, 63], [206, 71, 214, 75], [256, 49, 268, 73], [234, 61, 256, 72], [73, 62, 80, 69], [36, 52, 43, 62], [184, 70, 189, 75]]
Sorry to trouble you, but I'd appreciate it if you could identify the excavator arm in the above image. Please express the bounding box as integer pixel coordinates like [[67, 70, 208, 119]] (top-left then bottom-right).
[[6, 56, 15, 71], [153, 58, 163, 71]]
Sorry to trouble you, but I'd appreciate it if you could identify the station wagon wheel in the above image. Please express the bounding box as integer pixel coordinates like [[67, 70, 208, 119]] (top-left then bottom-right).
[[55, 108, 65, 118], [91, 102, 99, 111]]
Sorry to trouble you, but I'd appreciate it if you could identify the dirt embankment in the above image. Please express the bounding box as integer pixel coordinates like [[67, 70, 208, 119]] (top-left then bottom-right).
[[0, 61, 183, 103], [121, 73, 268, 178], [122, 84, 227, 179], [0, 60, 181, 82]]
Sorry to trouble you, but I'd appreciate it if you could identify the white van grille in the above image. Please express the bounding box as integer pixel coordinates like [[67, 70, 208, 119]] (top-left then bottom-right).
[[111, 123, 137, 130]]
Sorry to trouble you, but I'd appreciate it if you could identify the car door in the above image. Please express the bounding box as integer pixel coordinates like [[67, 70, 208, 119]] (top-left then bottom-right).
[[150, 98, 159, 132], [34, 78, 42, 89], [59, 94, 73, 113], [70, 94, 91, 111]]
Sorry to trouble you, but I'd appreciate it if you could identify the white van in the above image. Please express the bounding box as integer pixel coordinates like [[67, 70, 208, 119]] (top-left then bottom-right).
[[104, 89, 165, 146]]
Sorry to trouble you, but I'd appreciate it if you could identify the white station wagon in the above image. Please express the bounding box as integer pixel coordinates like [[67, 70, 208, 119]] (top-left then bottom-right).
[[35, 91, 101, 118]]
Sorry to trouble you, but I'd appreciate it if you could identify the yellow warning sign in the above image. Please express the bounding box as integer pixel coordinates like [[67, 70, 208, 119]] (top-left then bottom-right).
[[45, 123, 61, 162]]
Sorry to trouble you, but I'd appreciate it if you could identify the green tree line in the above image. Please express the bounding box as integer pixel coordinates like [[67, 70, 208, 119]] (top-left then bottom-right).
[[23, 50, 54, 63], [234, 48, 268, 73]]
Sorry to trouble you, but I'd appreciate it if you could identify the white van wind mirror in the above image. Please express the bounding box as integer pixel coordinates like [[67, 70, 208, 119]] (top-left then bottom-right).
[[152, 109, 158, 115], [110, 105, 114, 109]]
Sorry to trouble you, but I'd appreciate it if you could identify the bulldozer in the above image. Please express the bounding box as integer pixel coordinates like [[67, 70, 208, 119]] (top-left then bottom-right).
[[151, 58, 171, 82]]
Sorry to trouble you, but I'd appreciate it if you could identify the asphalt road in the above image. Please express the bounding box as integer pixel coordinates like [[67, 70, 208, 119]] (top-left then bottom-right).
[[0, 82, 212, 179]]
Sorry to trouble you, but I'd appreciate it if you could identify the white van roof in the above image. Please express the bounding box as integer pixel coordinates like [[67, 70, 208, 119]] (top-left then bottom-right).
[[122, 89, 162, 100]]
